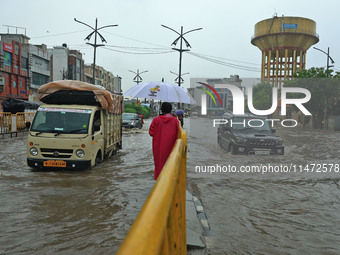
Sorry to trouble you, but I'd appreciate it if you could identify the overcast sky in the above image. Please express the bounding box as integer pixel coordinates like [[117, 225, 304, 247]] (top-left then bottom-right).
[[2, 0, 339, 91]]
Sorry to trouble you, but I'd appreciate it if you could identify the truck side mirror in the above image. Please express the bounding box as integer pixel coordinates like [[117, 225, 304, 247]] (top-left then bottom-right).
[[25, 121, 31, 129]]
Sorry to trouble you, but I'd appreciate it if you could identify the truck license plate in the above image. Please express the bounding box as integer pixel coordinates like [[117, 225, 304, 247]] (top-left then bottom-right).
[[254, 150, 270, 155], [43, 160, 66, 167]]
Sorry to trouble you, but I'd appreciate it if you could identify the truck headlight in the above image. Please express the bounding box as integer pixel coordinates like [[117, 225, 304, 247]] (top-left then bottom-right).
[[235, 137, 246, 144], [30, 147, 38, 156], [76, 149, 85, 158], [276, 140, 283, 145]]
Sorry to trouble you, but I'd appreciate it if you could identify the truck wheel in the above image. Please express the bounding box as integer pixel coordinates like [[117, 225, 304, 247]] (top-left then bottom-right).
[[218, 137, 223, 148], [230, 144, 238, 155], [95, 152, 101, 166]]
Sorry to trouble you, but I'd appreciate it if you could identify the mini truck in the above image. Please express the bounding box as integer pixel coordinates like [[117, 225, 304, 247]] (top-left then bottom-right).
[[27, 80, 123, 169]]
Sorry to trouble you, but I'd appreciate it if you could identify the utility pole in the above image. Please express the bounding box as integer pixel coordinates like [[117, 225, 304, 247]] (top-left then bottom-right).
[[161, 25, 202, 88], [170, 71, 189, 85], [129, 69, 148, 104], [74, 18, 118, 84], [313, 47, 335, 129], [129, 69, 148, 84]]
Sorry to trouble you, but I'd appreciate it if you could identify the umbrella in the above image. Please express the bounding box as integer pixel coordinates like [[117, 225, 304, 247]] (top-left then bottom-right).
[[123, 81, 196, 104], [175, 109, 185, 116]]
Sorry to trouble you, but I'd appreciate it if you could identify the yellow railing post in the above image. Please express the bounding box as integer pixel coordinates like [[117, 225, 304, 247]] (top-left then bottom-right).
[[116, 127, 187, 255], [0, 112, 12, 135], [0, 112, 36, 136], [16, 112, 25, 130]]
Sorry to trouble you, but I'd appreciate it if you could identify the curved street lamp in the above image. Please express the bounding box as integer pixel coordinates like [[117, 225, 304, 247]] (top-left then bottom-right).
[[170, 71, 189, 85], [129, 69, 148, 104], [129, 69, 148, 84], [162, 25, 202, 88], [75, 18, 118, 84], [313, 47, 335, 129]]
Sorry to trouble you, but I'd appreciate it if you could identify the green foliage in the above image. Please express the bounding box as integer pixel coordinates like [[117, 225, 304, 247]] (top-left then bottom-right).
[[245, 82, 274, 112], [124, 108, 137, 113], [284, 67, 340, 124], [123, 103, 151, 118], [294, 67, 340, 79]]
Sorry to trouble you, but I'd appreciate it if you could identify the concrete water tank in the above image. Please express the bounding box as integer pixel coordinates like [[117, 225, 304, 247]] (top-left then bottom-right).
[[251, 16, 319, 87]]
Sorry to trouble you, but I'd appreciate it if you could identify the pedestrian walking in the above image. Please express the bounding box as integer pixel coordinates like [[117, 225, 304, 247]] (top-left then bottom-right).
[[149, 102, 179, 180], [177, 114, 184, 127]]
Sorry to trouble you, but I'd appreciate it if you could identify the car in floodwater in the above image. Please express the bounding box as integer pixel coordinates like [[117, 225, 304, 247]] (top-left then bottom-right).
[[217, 112, 284, 155], [122, 113, 143, 129]]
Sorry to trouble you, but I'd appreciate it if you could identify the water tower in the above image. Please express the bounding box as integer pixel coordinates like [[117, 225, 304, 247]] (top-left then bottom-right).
[[251, 15, 319, 87]]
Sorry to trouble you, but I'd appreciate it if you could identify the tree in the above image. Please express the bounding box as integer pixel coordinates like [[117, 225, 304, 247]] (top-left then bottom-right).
[[245, 82, 274, 113], [124, 103, 151, 118], [283, 67, 340, 128]]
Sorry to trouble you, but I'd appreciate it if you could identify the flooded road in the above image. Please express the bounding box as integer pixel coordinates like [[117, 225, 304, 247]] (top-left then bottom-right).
[[0, 122, 154, 254], [1, 117, 340, 254], [187, 118, 340, 255]]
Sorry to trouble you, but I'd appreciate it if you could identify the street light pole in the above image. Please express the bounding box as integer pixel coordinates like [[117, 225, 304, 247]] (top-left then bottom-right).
[[129, 69, 148, 85], [161, 25, 202, 88], [170, 71, 189, 85], [313, 47, 335, 129], [129, 69, 148, 104], [74, 18, 118, 84]]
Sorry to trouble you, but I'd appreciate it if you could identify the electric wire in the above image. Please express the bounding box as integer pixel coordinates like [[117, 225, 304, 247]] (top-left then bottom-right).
[[187, 51, 261, 72], [101, 30, 171, 49], [29, 29, 262, 72], [101, 31, 261, 71], [30, 29, 92, 39], [190, 51, 259, 66], [102, 46, 174, 55]]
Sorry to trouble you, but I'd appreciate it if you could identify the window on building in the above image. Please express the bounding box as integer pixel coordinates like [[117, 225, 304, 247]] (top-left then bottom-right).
[[4, 52, 12, 66], [68, 65, 74, 80], [76, 59, 81, 80], [0, 76, 4, 92], [21, 57, 28, 70], [32, 73, 49, 86]]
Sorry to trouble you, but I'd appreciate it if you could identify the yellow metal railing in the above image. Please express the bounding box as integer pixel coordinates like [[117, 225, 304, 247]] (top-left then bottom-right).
[[16, 112, 36, 130], [0, 112, 12, 134], [116, 127, 187, 255], [0, 112, 36, 135]]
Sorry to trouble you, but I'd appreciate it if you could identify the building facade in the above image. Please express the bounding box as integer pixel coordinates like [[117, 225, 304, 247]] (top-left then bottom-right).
[[29, 44, 50, 102], [68, 50, 84, 81], [0, 33, 30, 110], [49, 44, 84, 82], [84, 64, 121, 93], [0, 34, 120, 110], [189, 75, 242, 114]]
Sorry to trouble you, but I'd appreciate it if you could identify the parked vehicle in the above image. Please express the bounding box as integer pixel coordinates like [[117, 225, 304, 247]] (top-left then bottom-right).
[[217, 112, 284, 155], [27, 80, 123, 169], [122, 113, 143, 129]]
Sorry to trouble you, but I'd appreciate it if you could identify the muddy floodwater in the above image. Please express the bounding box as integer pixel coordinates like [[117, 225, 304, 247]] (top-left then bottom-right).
[[1, 118, 340, 254], [0, 123, 154, 254]]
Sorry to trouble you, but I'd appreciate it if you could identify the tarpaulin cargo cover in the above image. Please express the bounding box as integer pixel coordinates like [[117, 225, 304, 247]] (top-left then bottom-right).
[[38, 80, 122, 114]]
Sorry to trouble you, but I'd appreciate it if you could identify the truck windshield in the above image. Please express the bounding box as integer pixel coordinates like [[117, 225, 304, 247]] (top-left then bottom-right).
[[231, 117, 271, 132], [30, 108, 92, 134]]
